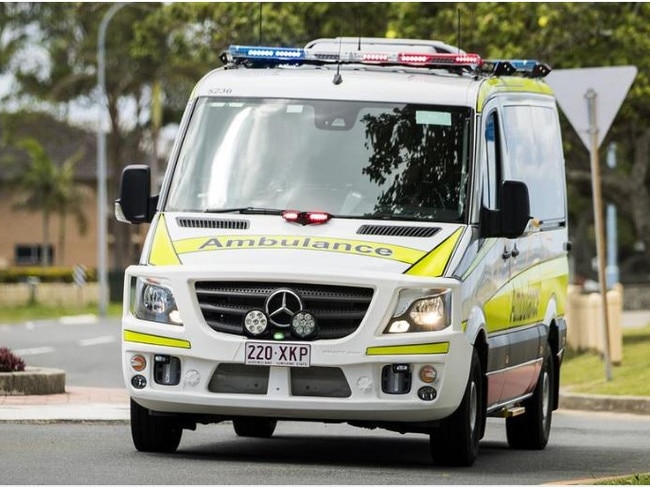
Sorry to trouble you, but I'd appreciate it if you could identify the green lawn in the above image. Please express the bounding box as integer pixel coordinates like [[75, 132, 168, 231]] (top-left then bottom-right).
[[0, 302, 122, 323], [561, 324, 650, 396], [594, 474, 650, 485]]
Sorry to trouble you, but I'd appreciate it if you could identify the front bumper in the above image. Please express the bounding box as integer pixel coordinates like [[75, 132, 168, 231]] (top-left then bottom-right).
[[122, 264, 472, 423]]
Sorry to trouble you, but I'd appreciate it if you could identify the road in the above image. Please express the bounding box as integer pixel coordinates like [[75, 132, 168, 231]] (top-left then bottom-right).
[[0, 315, 123, 387], [1, 316, 650, 483], [1, 411, 650, 484]]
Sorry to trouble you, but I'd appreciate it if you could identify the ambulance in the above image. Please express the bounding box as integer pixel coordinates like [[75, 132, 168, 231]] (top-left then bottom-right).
[[116, 37, 569, 466]]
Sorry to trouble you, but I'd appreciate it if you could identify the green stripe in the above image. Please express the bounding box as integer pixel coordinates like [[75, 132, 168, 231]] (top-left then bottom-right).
[[123, 330, 191, 349], [366, 342, 449, 356]]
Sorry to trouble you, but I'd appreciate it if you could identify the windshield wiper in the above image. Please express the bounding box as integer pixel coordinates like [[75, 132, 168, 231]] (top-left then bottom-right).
[[204, 207, 284, 215]]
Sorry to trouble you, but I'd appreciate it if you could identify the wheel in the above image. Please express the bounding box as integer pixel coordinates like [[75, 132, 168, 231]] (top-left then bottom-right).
[[130, 399, 182, 453], [233, 417, 277, 438], [506, 343, 554, 450], [430, 348, 484, 467]]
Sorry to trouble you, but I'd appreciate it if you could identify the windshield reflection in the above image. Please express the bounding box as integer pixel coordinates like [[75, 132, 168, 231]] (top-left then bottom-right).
[[165, 98, 472, 222]]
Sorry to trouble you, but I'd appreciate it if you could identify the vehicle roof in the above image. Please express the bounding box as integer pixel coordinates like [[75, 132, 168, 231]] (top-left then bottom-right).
[[192, 65, 554, 111]]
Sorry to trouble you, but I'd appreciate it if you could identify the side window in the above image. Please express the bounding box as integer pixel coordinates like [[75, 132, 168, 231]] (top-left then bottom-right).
[[502, 105, 566, 222], [482, 111, 502, 210]]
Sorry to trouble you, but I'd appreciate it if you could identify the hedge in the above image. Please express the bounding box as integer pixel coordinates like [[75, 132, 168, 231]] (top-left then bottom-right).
[[0, 266, 97, 283]]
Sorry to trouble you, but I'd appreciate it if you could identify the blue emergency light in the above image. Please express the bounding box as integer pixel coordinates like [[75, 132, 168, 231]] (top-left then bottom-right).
[[228, 45, 306, 63]]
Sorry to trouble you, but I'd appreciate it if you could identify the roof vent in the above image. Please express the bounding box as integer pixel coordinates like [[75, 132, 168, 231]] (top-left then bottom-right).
[[357, 225, 439, 238], [177, 217, 249, 230]]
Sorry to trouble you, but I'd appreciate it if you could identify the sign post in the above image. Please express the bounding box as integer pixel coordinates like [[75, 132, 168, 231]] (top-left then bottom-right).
[[547, 66, 637, 381], [585, 88, 612, 381]]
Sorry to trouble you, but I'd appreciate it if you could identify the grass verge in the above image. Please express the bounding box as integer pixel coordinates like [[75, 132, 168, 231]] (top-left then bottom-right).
[[594, 473, 650, 485], [561, 324, 650, 396], [0, 302, 122, 323]]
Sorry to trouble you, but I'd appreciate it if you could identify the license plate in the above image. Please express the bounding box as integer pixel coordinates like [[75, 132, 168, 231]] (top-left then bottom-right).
[[245, 342, 311, 367]]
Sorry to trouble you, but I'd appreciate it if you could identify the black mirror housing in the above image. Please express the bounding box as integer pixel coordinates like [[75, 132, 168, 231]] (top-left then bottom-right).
[[115, 164, 158, 224], [480, 180, 531, 239]]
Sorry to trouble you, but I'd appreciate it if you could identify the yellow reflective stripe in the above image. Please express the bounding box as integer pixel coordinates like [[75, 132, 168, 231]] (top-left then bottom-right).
[[149, 214, 181, 266], [173, 235, 425, 264], [406, 228, 464, 277], [123, 330, 191, 349], [484, 256, 568, 333], [477, 77, 554, 112], [366, 342, 449, 356]]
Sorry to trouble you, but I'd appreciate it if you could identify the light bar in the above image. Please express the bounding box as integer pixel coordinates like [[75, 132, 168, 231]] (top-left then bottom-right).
[[229, 45, 306, 62], [282, 210, 332, 225], [485, 59, 552, 78], [227, 44, 483, 70], [398, 52, 483, 67]]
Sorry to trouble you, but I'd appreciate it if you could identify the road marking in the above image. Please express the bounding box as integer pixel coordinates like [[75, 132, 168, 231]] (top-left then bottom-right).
[[78, 335, 116, 347], [60, 315, 99, 325], [12, 346, 55, 356]]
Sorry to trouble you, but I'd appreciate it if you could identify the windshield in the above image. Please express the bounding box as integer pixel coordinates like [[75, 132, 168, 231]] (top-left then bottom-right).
[[165, 98, 473, 222]]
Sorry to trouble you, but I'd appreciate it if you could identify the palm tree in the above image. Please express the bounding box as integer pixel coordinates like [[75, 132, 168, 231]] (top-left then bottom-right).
[[53, 149, 88, 265], [11, 137, 86, 266]]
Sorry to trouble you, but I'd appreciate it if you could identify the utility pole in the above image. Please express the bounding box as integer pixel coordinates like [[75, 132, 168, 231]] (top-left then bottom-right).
[[96, 3, 127, 317]]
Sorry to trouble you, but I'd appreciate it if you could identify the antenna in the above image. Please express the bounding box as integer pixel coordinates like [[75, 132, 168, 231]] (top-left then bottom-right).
[[258, 3, 262, 45], [333, 36, 343, 85], [457, 8, 461, 53]]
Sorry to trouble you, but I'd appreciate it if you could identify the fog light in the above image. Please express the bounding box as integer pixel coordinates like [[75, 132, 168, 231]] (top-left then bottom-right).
[[381, 364, 412, 394], [419, 365, 437, 383], [130, 355, 147, 372], [244, 310, 268, 336], [153, 355, 181, 386], [417, 386, 437, 401], [291, 311, 317, 338], [131, 374, 147, 389]]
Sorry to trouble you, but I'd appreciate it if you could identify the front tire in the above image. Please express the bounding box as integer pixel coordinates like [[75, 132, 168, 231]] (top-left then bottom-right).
[[430, 348, 484, 467], [130, 399, 182, 453], [506, 343, 554, 450], [233, 418, 277, 438]]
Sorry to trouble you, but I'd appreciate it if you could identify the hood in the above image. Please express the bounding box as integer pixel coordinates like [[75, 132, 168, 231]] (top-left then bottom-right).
[[146, 212, 465, 277]]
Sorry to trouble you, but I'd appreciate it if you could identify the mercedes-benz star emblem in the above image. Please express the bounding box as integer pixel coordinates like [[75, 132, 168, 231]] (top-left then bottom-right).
[[265, 289, 303, 328]]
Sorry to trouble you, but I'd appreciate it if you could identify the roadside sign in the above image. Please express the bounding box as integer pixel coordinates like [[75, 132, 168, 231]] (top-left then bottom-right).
[[546, 66, 637, 149]]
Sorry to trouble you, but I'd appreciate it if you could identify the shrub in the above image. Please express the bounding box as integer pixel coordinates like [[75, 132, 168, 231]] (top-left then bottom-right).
[[0, 266, 97, 283], [0, 347, 26, 372]]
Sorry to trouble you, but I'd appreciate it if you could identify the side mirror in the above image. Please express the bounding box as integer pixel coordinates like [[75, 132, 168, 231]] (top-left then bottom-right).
[[480, 180, 531, 239], [115, 165, 158, 224]]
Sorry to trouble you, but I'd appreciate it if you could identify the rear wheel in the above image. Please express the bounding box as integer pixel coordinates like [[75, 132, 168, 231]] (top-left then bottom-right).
[[233, 418, 277, 438], [130, 399, 182, 453], [430, 348, 484, 467], [506, 343, 554, 449]]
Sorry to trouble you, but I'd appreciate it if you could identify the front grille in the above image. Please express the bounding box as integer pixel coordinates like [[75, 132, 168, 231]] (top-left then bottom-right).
[[177, 217, 249, 230], [357, 224, 439, 238], [195, 282, 374, 340]]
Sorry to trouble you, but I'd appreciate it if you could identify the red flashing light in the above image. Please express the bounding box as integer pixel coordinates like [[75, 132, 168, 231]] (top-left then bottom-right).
[[282, 210, 331, 225], [398, 52, 483, 67]]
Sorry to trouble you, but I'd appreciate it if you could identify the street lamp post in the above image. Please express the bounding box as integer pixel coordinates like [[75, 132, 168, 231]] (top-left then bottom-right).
[[96, 2, 127, 317]]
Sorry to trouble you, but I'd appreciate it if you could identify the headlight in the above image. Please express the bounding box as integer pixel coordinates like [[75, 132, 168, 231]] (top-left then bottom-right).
[[384, 289, 451, 334], [133, 278, 182, 325]]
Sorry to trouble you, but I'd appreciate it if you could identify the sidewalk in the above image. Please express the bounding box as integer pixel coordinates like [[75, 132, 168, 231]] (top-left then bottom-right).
[[0, 386, 129, 422], [1, 311, 649, 423]]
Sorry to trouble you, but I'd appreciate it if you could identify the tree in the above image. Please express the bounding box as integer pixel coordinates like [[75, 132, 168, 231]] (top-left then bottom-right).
[[387, 2, 650, 279], [9, 137, 86, 266]]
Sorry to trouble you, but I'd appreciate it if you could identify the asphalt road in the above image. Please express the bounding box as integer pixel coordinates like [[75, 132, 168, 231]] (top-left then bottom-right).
[[1, 411, 650, 484], [0, 315, 123, 388]]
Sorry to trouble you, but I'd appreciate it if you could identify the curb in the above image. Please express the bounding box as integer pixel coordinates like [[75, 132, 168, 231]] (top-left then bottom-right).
[[559, 392, 650, 416], [0, 367, 65, 395]]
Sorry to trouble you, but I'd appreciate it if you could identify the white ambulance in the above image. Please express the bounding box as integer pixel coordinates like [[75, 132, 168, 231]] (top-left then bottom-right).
[[116, 37, 569, 466]]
